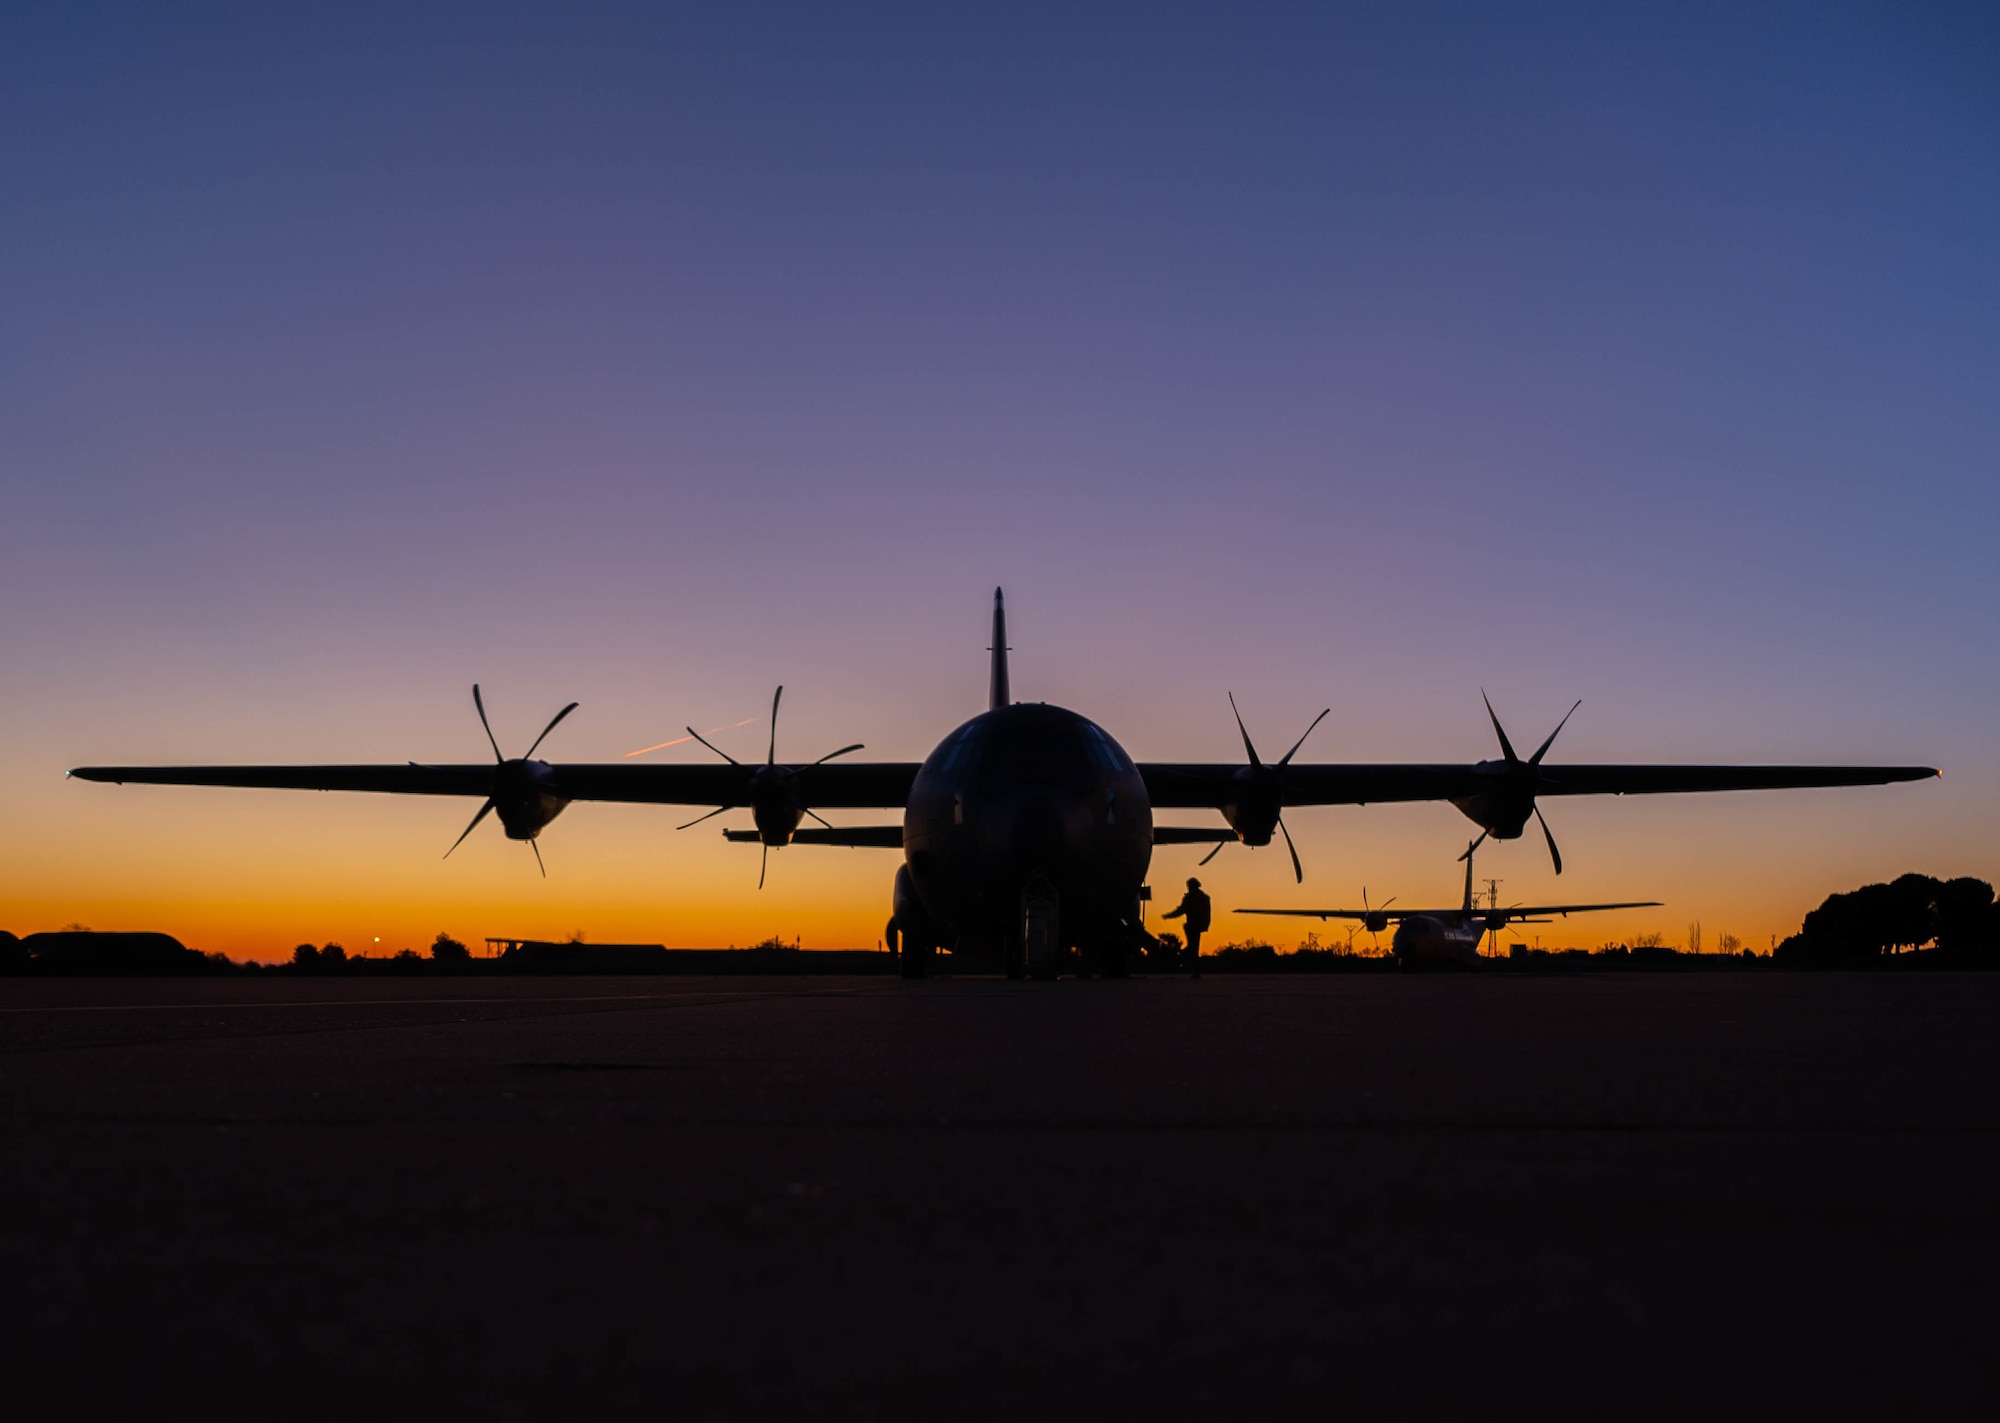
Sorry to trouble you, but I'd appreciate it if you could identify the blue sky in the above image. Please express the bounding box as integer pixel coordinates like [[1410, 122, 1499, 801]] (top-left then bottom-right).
[[3, 2, 1994, 953]]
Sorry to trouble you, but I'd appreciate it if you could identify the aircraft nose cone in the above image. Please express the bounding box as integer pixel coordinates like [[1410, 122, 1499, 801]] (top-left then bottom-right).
[[1007, 796, 1068, 868]]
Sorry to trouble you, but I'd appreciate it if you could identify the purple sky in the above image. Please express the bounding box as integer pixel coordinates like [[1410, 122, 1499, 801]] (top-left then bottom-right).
[[4, 3, 1995, 955]]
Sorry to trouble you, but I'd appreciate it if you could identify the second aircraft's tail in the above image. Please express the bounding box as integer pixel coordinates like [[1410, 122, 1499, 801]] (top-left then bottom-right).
[[989, 587, 1011, 710]]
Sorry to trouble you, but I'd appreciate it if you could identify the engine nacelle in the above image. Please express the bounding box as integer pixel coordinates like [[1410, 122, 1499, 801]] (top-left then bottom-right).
[[492, 760, 570, 840], [891, 862, 940, 949], [1221, 766, 1283, 847], [748, 765, 806, 846], [1450, 790, 1534, 840]]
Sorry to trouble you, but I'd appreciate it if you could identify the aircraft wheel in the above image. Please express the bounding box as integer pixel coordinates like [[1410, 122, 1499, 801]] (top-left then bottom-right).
[[900, 938, 933, 980]]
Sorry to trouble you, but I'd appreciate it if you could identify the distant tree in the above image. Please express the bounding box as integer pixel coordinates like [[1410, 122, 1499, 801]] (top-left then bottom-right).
[[320, 942, 348, 967], [393, 948, 421, 963], [293, 943, 320, 969], [1631, 932, 1667, 950], [1935, 878, 1998, 956], [430, 932, 471, 962], [1148, 931, 1183, 967], [1687, 922, 1702, 956], [1211, 937, 1280, 970], [1777, 874, 1998, 964], [1718, 932, 1743, 956]]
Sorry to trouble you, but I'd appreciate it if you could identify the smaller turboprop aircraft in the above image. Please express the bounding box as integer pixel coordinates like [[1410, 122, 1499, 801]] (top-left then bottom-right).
[[1234, 840, 1660, 969]]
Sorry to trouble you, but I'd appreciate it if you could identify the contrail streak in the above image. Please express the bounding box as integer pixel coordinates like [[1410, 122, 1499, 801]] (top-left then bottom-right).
[[623, 717, 758, 758]]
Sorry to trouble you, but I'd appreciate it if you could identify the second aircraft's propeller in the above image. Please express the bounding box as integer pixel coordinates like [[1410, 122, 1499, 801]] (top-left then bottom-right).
[[443, 684, 578, 877], [1360, 886, 1396, 951]]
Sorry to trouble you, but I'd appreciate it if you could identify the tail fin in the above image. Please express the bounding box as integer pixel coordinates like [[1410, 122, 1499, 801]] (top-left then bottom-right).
[[988, 587, 1011, 710]]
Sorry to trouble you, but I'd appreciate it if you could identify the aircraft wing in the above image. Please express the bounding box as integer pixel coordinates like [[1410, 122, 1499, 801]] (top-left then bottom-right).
[[70, 759, 1935, 810], [1233, 899, 1661, 921], [67, 761, 924, 808], [1138, 762, 1936, 808], [724, 826, 904, 847], [1527, 766, 1939, 797], [1153, 826, 1237, 845], [1232, 905, 1430, 922], [66, 764, 500, 796]]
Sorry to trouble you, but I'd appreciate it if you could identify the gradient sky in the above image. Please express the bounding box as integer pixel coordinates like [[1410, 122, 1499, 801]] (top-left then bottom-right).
[[4, 2, 1995, 960]]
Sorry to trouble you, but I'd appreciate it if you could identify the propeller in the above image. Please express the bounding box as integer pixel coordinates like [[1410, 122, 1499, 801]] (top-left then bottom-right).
[[443, 684, 578, 877], [1479, 692, 1580, 875], [1210, 693, 1330, 882], [684, 685, 865, 887], [1360, 886, 1397, 950]]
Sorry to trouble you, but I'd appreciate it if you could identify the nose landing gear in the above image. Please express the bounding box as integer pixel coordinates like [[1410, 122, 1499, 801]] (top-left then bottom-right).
[[1016, 877, 1060, 980]]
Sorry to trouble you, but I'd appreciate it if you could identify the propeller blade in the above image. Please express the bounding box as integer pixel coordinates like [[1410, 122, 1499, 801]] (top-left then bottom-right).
[[1198, 840, 1226, 867], [1529, 700, 1582, 766], [1227, 692, 1262, 768], [1481, 691, 1520, 765], [472, 685, 504, 762], [768, 686, 782, 766], [1383, 897, 1398, 909], [522, 701, 579, 760], [687, 727, 739, 765], [675, 804, 732, 831], [812, 743, 865, 765], [1277, 708, 1330, 767], [758, 841, 769, 890], [804, 807, 833, 830], [443, 799, 495, 858], [1277, 814, 1303, 884], [529, 840, 546, 878], [1535, 804, 1564, 875], [1458, 830, 1489, 861]]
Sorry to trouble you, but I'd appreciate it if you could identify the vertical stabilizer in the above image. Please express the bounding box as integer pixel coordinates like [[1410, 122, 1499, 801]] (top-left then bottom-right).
[[988, 587, 1011, 710]]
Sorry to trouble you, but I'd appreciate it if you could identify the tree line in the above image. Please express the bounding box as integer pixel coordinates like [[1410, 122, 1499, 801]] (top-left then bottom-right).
[[1775, 873, 1997, 965]]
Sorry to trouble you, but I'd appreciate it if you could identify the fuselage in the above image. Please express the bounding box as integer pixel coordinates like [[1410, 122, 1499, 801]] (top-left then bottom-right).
[[901, 703, 1153, 962], [1390, 913, 1490, 968]]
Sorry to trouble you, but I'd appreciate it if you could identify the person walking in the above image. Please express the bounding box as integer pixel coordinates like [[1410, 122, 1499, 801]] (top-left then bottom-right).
[[1162, 876, 1212, 978]]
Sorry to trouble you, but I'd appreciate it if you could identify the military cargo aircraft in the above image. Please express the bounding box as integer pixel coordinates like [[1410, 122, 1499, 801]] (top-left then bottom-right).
[[69, 589, 1936, 979], [1235, 838, 1661, 969]]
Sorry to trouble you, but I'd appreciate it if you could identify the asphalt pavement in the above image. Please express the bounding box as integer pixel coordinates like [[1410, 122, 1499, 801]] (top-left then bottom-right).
[[3, 972, 1994, 1419]]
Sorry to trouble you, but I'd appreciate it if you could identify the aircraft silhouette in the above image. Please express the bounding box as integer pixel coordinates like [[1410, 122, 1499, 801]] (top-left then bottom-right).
[[1235, 837, 1662, 969], [69, 589, 1936, 979]]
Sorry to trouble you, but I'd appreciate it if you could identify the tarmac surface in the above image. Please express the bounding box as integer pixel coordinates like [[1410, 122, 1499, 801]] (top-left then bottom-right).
[[4, 972, 1996, 1419]]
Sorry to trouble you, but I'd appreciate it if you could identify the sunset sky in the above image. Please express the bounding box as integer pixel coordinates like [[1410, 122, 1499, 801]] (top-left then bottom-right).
[[4, 3, 1995, 960]]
